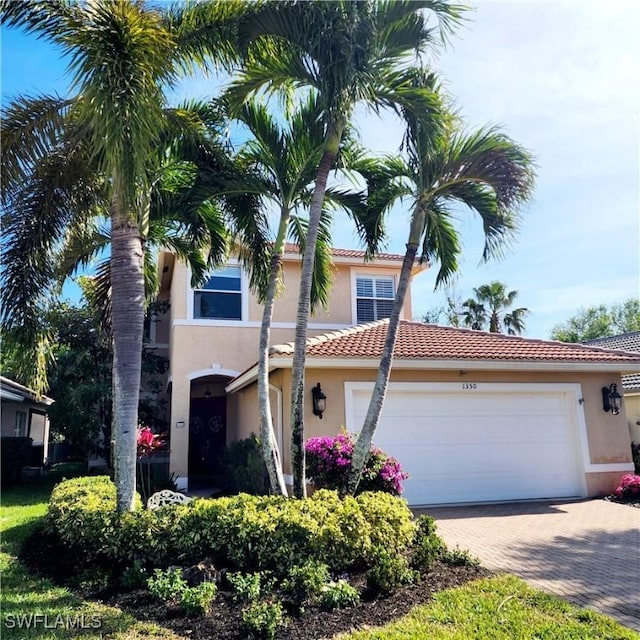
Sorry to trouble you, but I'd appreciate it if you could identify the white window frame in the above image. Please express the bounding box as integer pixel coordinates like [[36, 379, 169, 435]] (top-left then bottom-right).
[[187, 262, 249, 325], [351, 272, 397, 324]]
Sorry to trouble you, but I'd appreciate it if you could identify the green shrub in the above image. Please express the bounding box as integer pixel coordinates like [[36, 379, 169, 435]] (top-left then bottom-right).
[[227, 571, 271, 603], [46, 476, 125, 561], [282, 560, 330, 605], [1, 437, 33, 485], [319, 579, 359, 610], [147, 568, 187, 603], [410, 514, 446, 571], [120, 562, 149, 590], [442, 546, 481, 567], [221, 435, 268, 495], [241, 601, 285, 640], [366, 547, 415, 594], [46, 478, 417, 582], [180, 582, 218, 617]]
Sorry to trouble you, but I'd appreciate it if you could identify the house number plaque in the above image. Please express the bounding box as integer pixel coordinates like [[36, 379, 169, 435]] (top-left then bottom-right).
[[462, 383, 478, 390]]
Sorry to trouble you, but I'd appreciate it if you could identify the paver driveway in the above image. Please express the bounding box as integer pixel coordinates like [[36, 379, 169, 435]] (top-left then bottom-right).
[[420, 499, 640, 632]]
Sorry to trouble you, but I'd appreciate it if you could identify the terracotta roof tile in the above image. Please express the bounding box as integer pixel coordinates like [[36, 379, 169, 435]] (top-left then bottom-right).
[[282, 243, 406, 262], [270, 320, 640, 364]]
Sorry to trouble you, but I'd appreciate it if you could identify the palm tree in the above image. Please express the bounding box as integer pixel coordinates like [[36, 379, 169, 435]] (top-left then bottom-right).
[[226, 95, 328, 496], [460, 298, 487, 330], [0, 1, 259, 511], [227, 0, 465, 497], [345, 76, 535, 495], [223, 95, 385, 495], [462, 282, 529, 334]]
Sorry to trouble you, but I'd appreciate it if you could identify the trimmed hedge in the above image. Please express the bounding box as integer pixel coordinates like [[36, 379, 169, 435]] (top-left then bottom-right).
[[1, 437, 33, 484], [46, 477, 417, 576]]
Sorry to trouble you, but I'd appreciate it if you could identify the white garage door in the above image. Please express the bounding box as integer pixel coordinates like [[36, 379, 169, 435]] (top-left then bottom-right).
[[347, 382, 586, 505]]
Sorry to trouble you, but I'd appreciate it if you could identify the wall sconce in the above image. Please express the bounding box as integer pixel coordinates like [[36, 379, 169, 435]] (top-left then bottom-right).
[[312, 383, 327, 419], [601, 383, 622, 415]]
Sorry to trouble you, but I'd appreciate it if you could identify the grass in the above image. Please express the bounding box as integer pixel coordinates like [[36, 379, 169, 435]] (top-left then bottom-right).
[[0, 471, 180, 640], [337, 574, 638, 640], [1, 471, 637, 640]]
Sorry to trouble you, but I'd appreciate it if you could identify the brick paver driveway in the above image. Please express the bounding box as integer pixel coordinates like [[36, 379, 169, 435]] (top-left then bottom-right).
[[420, 499, 640, 632]]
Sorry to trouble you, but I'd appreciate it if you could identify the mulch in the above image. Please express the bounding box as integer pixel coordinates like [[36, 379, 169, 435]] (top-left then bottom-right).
[[20, 524, 489, 640], [101, 562, 489, 640]]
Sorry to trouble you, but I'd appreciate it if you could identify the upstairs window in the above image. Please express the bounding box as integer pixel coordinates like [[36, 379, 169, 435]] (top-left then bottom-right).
[[194, 265, 242, 320], [356, 276, 395, 323]]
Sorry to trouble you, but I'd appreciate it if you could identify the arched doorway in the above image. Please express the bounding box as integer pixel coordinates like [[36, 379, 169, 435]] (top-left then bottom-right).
[[188, 375, 232, 487]]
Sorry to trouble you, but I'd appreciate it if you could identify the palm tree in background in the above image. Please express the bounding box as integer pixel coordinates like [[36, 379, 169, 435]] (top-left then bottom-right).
[[227, 0, 465, 497], [345, 75, 536, 495], [0, 0, 261, 511], [461, 282, 529, 334]]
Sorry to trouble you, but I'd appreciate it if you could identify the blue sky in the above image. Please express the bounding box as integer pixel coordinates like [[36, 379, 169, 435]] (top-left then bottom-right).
[[2, 1, 638, 339]]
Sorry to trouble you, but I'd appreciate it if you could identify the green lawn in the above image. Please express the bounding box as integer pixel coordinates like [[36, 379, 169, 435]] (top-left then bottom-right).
[[337, 574, 638, 640], [2, 475, 637, 640], [1, 474, 179, 640]]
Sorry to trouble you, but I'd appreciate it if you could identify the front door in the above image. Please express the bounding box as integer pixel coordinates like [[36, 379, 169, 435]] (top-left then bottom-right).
[[188, 396, 227, 478]]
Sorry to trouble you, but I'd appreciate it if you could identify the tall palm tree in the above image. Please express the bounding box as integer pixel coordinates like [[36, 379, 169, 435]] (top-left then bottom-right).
[[463, 281, 529, 334], [1, 1, 259, 511], [226, 95, 328, 496], [227, 0, 465, 497], [223, 95, 385, 495], [345, 76, 535, 495]]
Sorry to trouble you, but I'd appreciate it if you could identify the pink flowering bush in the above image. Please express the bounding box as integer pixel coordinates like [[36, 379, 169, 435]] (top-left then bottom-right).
[[614, 473, 640, 501], [305, 430, 409, 496]]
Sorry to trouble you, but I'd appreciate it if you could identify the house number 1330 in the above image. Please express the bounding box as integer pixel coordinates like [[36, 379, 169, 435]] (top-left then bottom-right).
[[462, 383, 477, 390]]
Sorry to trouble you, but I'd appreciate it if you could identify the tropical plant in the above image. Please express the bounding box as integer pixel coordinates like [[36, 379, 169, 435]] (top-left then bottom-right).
[[228, 0, 465, 497], [224, 94, 385, 494], [550, 299, 640, 342], [461, 281, 529, 334], [225, 94, 333, 495], [0, 1, 261, 511], [345, 82, 535, 495]]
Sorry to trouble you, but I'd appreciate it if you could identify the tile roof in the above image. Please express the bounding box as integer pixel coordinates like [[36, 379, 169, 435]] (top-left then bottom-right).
[[270, 320, 640, 365], [282, 243, 407, 262], [584, 332, 640, 390]]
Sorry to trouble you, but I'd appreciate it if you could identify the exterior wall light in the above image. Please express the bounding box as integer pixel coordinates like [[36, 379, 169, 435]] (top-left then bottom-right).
[[601, 383, 622, 415], [312, 383, 327, 419]]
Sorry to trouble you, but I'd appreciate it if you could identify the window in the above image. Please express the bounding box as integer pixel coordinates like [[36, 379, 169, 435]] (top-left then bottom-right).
[[193, 265, 242, 320], [15, 411, 27, 437], [356, 276, 395, 323]]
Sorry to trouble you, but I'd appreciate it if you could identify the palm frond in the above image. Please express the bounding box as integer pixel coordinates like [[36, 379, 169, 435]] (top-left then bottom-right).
[[0, 94, 74, 193]]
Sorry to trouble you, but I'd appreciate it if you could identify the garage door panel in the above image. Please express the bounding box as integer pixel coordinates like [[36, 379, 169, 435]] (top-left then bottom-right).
[[350, 385, 583, 505]]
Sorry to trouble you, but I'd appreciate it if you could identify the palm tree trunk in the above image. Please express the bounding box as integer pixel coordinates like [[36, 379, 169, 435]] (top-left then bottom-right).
[[257, 218, 288, 496], [110, 198, 145, 512], [290, 129, 341, 499], [344, 209, 423, 496]]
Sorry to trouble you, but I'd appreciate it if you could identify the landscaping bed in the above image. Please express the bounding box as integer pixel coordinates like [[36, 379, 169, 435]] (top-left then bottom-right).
[[19, 476, 490, 640], [20, 532, 487, 640]]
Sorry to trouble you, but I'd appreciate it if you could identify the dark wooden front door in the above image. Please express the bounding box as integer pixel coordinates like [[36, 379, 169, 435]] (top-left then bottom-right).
[[188, 397, 226, 477]]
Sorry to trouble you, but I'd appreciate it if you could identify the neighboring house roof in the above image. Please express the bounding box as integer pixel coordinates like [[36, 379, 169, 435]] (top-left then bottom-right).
[[0, 376, 54, 406], [583, 332, 640, 391], [227, 320, 640, 392]]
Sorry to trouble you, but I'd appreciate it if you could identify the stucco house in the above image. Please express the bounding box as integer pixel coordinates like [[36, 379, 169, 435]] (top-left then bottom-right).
[[0, 376, 53, 466], [153, 246, 639, 505], [583, 331, 640, 444]]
